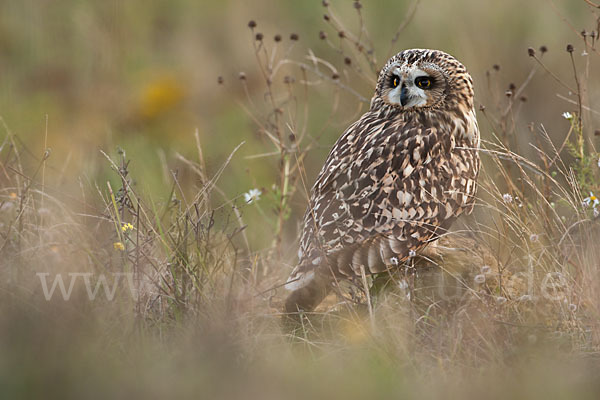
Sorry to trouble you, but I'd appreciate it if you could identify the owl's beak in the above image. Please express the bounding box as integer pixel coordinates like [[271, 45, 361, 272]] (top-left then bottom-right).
[[400, 85, 409, 107]]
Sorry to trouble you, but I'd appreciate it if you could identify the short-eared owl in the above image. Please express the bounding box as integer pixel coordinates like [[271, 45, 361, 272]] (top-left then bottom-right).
[[284, 49, 480, 313]]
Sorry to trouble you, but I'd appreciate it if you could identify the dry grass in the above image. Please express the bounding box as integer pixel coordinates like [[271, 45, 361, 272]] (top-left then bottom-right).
[[1, 1, 600, 398]]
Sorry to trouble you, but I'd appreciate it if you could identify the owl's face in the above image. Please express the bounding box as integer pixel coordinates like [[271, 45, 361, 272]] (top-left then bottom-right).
[[382, 63, 446, 109], [374, 49, 474, 112]]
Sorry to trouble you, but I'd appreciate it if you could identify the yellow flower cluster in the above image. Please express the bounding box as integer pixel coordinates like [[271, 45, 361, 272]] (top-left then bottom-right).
[[121, 222, 134, 232]]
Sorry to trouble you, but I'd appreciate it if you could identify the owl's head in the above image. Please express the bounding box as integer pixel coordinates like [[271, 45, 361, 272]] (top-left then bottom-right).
[[373, 49, 474, 112]]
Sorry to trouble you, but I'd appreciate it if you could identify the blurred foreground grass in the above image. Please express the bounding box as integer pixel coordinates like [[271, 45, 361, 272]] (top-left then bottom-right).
[[1, 0, 600, 398]]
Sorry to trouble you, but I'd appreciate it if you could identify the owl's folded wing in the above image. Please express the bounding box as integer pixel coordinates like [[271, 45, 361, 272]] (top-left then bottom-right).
[[288, 115, 463, 286]]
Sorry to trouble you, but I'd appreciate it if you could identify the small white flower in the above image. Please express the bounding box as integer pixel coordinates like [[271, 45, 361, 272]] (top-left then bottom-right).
[[594, 208, 600, 218], [481, 265, 491, 274], [474, 274, 486, 284], [562, 112, 573, 120], [502, 193, 513, 203], [597, 157, 600, 168], [408, 249, 416, 258], [568, 303, 577, 312], [581, 50, 588, 56], [583, 192, 599, 208], [529, 233, 539, 243], [496, 296, 508, 305], [390, 257, 399, 265], [243, 188, 262, 204]]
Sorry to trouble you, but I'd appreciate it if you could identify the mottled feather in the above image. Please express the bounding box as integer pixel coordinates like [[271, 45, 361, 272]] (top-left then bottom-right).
[[285, 49, 480, 311]]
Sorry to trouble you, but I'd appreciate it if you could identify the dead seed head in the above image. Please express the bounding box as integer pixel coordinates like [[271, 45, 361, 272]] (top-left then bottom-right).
[[283, 75, 295, 84], [519, 95, 528, 102], [319, 31, 327, 40], [493, 64, 500, 71], [338, 30, 346, 38], [509, 83, 516, 90], [528, 47, 536, 57], [274, 34, 281, 42], [322, 0, 329, 6], [479, 104, 486, 111], [290, 33, 299, 41], [354, 1, 362, 9], [323, 14, 330, 21], [540, 45, 548, 54], [344, 57, 352, 65], [217, 76, 224, 84], [289, 133, 296, 142], [505, 90, 513, 97], [595, 129, 600, 137], [248, 20, 257, 29], [566, 43, 574, 53], [332, 73, 339, 80], [238, 72, 246, 80], [255, 32, 263, 41]]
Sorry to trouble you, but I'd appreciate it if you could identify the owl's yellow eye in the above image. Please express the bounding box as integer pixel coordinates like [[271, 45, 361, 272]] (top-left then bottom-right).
[[415, 76, 432, 89], [391, 76, 400, 88]]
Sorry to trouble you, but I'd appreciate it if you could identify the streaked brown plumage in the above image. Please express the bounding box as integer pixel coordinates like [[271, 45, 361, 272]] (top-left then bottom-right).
[[284, 49, 480, 313]]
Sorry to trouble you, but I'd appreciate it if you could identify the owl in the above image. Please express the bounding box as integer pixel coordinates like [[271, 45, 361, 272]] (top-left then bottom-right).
[[284, 49, 480, 313]]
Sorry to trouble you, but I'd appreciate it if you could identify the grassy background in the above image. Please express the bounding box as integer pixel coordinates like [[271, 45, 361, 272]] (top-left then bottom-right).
[[1, 0, 600, 398]]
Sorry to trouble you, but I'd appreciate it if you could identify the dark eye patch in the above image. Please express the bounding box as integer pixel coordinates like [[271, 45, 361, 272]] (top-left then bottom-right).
[[415, 76, 433, 89]]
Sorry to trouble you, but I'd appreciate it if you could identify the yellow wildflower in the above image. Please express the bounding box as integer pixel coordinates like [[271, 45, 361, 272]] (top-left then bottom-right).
[[139, 76, 184, 120], [113, 242, 125, 251], [9, 192, 17, 200], [121, 223, 134, 232]]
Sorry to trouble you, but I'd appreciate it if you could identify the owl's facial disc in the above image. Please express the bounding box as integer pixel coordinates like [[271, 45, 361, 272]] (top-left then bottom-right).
[[384, 65, 446, 109]]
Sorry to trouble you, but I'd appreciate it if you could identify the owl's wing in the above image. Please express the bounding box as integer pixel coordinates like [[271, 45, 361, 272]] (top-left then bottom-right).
[[287, 112, 477, 286]]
